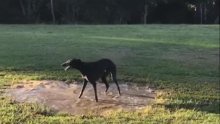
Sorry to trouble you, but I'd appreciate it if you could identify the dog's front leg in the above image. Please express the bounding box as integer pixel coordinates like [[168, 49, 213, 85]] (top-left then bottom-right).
[[79, 79, 88, 98]]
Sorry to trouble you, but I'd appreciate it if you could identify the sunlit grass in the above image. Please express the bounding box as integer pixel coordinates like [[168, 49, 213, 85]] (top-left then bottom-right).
[[0, 97, 219, 123], [88, 35, 219, 48]]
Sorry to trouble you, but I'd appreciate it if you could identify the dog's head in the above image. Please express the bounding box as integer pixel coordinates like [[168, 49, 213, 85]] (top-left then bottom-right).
[[61, 58, 82, 71]]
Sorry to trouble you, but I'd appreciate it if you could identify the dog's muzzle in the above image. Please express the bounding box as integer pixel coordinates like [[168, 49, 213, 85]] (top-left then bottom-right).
[[61, 63, 71, 71]]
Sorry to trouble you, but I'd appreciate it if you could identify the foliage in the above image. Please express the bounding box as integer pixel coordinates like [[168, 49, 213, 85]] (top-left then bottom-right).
[[0, 0, 219, 24]]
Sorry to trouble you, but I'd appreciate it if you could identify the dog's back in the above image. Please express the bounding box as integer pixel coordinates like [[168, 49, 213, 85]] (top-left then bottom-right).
[[97, 58, 116, 72], [82, 59, 116, 81]]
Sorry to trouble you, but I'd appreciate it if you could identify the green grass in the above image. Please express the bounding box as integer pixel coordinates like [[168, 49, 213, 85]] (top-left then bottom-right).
[[0, 24, 219, 123]]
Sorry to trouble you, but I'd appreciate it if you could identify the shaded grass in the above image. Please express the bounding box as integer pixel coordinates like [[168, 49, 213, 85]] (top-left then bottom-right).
[[0, 24, 219, 123]]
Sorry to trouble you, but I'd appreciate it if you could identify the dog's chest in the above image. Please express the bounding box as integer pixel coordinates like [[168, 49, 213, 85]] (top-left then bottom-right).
[[81, 75, 89, 81]]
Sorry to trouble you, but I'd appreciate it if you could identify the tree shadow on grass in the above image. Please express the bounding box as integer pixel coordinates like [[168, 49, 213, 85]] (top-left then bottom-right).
[[164, 101, 220, 114]]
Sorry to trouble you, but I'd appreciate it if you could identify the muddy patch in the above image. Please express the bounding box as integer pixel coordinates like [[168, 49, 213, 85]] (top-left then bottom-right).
[[5, 80, 155, 115]]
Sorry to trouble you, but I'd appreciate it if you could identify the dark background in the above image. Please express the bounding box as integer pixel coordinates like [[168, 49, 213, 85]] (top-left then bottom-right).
[[0, 0, 219, 24]]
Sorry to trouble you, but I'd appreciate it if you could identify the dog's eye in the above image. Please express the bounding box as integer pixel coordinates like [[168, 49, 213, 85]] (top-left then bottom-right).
[[66, 60, 71, 63]]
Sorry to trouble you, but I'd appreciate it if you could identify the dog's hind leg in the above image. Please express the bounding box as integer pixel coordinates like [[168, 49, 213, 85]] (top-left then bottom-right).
[[79, 79, 88, 98], [91, 82, 98, 102], [111, 71, 121, 96], [101, 75, 109, 93], [113, 76, 121, 96]]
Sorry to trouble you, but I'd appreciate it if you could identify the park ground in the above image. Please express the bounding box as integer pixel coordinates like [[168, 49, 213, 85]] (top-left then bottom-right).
[[0, 25, 219, 123]]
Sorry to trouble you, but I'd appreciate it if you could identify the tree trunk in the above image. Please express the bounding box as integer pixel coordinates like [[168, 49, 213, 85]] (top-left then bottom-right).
[[204, 3, 207, 24], [27, 0, 32, 22], [19, 0, 26, 16], [214, 16, 219, 24], [200, 3, 203, 24], [50, 0, 56, 24], [144, 4, 148, 24]]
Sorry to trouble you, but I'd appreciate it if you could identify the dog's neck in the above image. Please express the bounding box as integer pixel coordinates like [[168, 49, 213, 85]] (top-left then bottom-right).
[[74, 62, 87, 75]]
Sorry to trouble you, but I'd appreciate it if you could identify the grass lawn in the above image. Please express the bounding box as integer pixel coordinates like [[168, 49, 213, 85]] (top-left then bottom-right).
[[0, 24, 219, 123]]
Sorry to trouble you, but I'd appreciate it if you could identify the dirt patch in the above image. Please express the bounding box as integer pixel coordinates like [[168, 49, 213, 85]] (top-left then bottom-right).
[[5, 80, 155, 115]]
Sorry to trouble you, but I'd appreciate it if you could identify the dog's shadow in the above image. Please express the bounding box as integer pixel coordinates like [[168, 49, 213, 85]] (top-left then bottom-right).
[[97, 93, 155, 107], [99, 99, 146, 107], [123, 93, 155, 99]]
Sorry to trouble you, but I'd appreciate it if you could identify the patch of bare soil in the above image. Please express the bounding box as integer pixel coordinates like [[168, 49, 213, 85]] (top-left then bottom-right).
[[6, 80, 155, 115]]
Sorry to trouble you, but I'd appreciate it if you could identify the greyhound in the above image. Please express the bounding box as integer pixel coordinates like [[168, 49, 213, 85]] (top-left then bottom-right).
[[61, 58, 121, 102]]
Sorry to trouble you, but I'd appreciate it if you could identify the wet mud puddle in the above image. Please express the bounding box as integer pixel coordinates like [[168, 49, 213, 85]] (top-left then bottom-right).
[[6, 80, 155, 115]]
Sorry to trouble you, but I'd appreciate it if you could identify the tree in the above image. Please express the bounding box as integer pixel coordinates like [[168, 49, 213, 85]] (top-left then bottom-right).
[[186, 0, 219, 24], [0, 0, 218, 24], [50, 0, 56, 24]]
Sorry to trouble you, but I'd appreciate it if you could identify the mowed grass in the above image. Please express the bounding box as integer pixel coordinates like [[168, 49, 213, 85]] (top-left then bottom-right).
[[0, 24, 219, 123]]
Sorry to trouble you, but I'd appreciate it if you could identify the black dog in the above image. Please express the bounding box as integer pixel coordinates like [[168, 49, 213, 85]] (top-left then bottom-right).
[[61, 58, 121, 102]]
